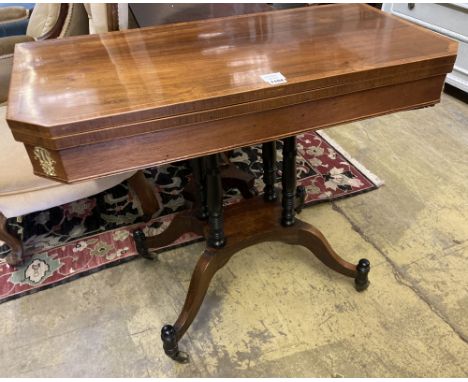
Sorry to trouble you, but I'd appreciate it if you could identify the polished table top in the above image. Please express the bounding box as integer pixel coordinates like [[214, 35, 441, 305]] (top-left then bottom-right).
[[7, 4, 456, 135], [6, 4, 457, 182]]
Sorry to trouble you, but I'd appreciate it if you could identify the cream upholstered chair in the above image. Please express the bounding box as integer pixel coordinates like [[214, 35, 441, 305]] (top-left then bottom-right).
[[84, 3, 137, 33], [0, 4, 89, 102], [0, 4, 159, 266]]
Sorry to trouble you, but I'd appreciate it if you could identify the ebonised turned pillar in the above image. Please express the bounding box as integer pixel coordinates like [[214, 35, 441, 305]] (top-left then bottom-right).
[[205, 154, 226, 248], [281, 136, 297, 227], [262, 141, 278, 202], [190, 158, 209, 220]]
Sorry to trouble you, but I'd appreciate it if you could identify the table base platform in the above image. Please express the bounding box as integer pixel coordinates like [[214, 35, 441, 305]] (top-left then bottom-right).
[[133, 190, 370, 363]]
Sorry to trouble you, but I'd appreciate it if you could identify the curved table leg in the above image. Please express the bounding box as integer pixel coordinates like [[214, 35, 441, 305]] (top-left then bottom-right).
[[161, 247, 233, 363], [127, 170, 160, 221], [133, 157, 210, 260], [159, 197, 370, 363], [0, 212, 23, 266], [133, 212, 204, 260], [159, 137, 369, 363], [219, 161, 257, 199], [284, 219, 370, 290], [184, 154, 257, 202]]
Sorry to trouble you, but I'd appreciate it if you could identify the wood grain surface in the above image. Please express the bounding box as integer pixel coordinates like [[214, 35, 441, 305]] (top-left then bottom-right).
[[6, 4, 457, 182], [7, 4, 456, 134], [23, 75, 446, 182]]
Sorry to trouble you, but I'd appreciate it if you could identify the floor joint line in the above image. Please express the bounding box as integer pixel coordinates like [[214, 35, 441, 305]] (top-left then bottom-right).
[[331, 201, 468, 345]]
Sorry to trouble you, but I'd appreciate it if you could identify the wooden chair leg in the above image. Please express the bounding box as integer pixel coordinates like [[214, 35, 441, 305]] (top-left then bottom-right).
[[0, 212, 23, 266], [127, 170, 160, 221]]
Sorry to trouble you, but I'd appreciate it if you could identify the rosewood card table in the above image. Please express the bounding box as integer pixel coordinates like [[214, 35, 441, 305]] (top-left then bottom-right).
[[6, 4, 457, 362]]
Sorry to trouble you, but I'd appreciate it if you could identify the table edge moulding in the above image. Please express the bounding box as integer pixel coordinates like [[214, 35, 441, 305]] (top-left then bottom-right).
[[6, 4, 457, 183]]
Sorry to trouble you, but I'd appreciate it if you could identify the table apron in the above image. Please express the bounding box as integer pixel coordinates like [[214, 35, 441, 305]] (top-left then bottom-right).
[[24, 74, 445, 183]]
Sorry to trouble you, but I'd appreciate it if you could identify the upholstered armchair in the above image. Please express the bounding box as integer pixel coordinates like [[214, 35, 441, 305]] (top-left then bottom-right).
[[0, 4, 35, 38], [0, 3, 89, 102], [0, 4, 159, 266], [84, 3, 137, 33]]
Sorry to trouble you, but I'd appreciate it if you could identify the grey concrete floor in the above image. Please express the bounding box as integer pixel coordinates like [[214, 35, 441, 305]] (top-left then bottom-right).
[[0, 93, 467, 377]]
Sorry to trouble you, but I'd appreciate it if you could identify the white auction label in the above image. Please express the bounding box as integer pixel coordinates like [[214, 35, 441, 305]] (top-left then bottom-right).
[[260, 72, 287, 85]]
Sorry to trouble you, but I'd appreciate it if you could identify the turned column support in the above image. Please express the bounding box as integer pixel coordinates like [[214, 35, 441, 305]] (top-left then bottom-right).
[[190, 158, 209, 220], [206, 154, 226, 248], [145, 136, 371, 364], [281, 136, 297, 227], [158, 197, 371, 363], [262, 141, 278, 202]]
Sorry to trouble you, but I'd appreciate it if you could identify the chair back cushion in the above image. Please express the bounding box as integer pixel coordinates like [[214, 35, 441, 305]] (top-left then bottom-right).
[[0, 4, 88, 103], [27, 3, 88, 39], [26, 3, 61, 38], [84, 3, 129, 34], [0, 6, 29, 23]]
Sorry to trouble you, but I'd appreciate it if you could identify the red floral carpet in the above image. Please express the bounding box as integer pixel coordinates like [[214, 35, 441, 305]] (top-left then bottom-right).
[[0, 131, 382, 303]]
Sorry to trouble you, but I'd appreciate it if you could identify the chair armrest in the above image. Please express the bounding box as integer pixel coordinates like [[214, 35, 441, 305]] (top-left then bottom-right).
[[0, 6, 29, 24], [0, 6, 31, 38], [0, 34, 33, 56], [0, 35, 34, 103]]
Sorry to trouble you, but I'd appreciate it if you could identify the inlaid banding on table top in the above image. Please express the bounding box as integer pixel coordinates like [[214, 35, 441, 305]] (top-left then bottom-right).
[[9, 56, 455, 150], [6, 4, 457, 183], [25, 75, 446, 183], [7, 4, 457, 136]]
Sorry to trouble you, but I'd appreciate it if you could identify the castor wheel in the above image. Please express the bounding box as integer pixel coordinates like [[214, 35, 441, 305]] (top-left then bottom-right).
[[133, 229, 154, 260], [4, 251, 23, 267], [354, 258, 370, 292], [161, 325, 190, 363]]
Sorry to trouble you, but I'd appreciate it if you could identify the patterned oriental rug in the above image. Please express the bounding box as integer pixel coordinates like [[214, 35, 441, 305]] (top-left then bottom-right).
[[0, 131, 383, 303]]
